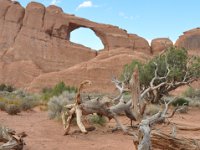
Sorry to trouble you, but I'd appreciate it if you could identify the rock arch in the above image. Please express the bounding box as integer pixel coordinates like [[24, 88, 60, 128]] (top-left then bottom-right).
[[67, 23, 106, 50]]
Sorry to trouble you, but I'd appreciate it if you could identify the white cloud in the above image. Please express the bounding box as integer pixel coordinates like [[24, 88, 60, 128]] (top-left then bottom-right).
[[76, 1, 96, 11], [119, 12, 139, 20], [50, 0, 61, 5]]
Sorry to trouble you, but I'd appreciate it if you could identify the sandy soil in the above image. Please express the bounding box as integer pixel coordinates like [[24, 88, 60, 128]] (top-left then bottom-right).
[[0, 107, 200, 150]]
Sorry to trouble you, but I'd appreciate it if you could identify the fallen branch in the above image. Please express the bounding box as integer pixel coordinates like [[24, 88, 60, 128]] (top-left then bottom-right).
[[176, 126, 200, 131], [0, 125, 27, 150], [151, 132, 200, 150]]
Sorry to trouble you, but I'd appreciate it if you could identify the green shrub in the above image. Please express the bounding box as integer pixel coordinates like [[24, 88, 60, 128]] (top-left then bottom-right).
[[0, 101, 5, 111], [89, 114, 107, 126], [0, 84, 15, 92], [52, 81, 67, 96], [6, 104, 21, 115], [41, 91, 53, 102], [5, 85, 15, 92], [0, 84, 6, 91], [42, 82, 77, 102], [172, 97, 189, 107]]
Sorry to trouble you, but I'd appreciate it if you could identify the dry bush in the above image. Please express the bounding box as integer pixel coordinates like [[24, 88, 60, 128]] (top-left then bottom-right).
[[48, 91, 75, 120], [182, 87, 200, 98], [0, 90, 40, 113], [20, 100, 35, 111], [145, 104, 160, 116], [188, 98, 200, 108], [5, 104, 21, 115]]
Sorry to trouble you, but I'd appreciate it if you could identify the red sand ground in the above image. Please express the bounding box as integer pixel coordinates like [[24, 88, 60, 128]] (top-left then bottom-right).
[[0, 107, 200, 150]]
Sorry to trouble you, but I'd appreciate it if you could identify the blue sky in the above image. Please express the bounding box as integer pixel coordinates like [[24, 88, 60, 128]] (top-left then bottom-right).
[[17, 0, 200, 50]]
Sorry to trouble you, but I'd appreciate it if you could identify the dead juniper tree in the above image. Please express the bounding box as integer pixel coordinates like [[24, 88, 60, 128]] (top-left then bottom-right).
[[61, 78, 138, 135], [0, 125, 27, 150]]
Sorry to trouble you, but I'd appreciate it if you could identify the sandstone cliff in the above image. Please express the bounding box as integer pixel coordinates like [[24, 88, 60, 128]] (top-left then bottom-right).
[[175, 28, 200, 56], [0, 0, 199, 93]]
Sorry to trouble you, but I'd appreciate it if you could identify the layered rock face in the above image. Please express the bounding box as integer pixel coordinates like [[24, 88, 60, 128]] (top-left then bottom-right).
[[0, 0, 199, 93], [0, 0, 152, 92], [175, 28, 200, 56]]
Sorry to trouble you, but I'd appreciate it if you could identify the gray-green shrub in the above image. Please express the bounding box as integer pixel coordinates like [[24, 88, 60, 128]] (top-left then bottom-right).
[[183, 87, 200, 98], [0, 89, 40, 113], [0, 102, 5, 111], [48, 91, 75, 120], [6, 104, 21, 115]]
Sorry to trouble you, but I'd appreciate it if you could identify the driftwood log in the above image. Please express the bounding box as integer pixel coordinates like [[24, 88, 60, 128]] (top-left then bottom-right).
[[132, 99, 189, 150], [151, 132, 200, 150], [62, 80, 135, 135], [0, 125, 26, 150], [62, 78, 138, 135]]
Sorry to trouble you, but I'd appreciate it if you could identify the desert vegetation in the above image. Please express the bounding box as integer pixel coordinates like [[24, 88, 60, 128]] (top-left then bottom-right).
[[57, 46, 200, 149], [0, 87, 40, 115], [41, 81, 77, 102], [1, 47, 200, 150]]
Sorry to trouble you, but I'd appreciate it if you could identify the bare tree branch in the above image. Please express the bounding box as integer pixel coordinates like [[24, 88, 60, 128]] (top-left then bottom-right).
[[140, 60, 170, 102]]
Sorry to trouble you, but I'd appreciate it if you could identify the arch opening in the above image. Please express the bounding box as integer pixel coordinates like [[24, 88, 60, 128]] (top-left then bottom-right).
[[69, 27, 104, 51]]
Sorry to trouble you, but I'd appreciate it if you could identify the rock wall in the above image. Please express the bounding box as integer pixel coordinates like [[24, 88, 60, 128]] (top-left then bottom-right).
[[0, 0, 152, 92], [175, 28, 200, 55], [0, 0, 199, 93]]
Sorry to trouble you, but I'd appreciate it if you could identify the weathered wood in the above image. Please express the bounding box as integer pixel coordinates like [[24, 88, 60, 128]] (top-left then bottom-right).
[[130, 65, 142, 121], [76, 105, 87, 134], [0, 125, 26, 150], [62, 79, 138, 135], [151, 132, 200, 150], [63, 107, 76, 135], [176, 126, 200, 131]]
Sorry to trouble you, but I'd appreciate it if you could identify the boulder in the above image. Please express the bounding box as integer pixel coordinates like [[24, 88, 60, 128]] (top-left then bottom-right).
[[151, 38, 173, 54], [129, 34, 151, 53]]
